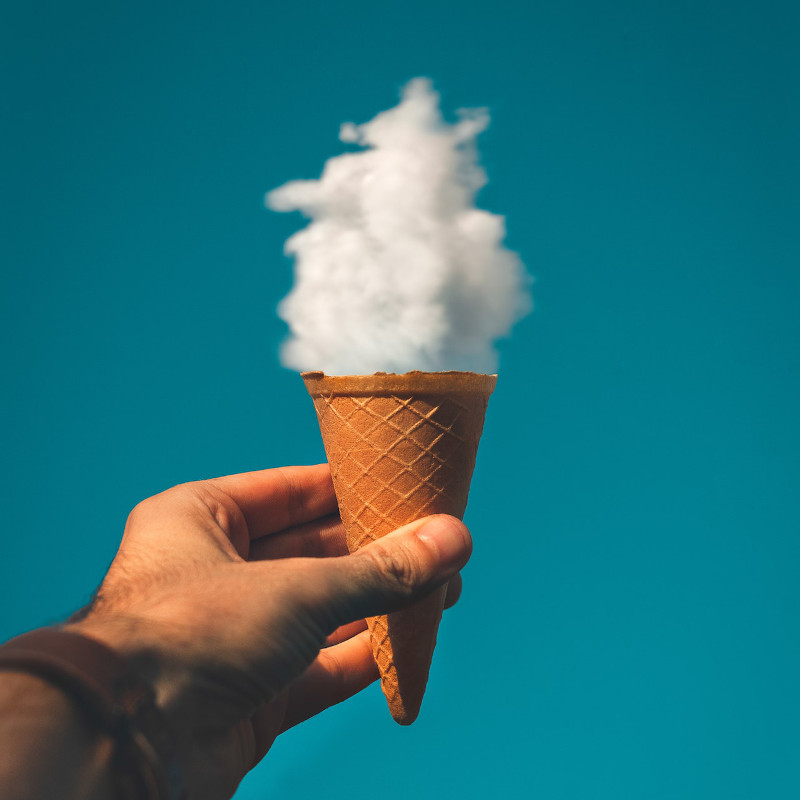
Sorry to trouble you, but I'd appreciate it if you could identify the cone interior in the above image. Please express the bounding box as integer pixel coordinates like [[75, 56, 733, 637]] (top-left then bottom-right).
[[303, 371, 496, 723]]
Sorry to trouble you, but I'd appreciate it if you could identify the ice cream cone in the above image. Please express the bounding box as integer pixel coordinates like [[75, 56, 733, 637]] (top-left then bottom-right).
[[302, 370, 496, 724]]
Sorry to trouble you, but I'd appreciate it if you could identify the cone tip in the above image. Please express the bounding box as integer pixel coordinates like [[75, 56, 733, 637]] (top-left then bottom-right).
[[389, 700, 421, 726]]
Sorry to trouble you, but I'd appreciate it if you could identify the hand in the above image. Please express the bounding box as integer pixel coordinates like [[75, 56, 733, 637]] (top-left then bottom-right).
[[68, 464, 471, 800]]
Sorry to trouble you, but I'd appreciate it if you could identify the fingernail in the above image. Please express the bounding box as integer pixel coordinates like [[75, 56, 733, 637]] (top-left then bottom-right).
[[416, 516, 469, 569]]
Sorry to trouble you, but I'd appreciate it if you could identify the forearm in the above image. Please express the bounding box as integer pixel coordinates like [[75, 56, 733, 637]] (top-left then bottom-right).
[[0, 671, 115, 800]]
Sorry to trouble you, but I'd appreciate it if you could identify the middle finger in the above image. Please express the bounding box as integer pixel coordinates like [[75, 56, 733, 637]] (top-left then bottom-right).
[[249, 514, 348, 561]]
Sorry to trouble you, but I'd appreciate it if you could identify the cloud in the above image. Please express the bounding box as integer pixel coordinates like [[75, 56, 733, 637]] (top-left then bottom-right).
[[266, 78, 531, 375]]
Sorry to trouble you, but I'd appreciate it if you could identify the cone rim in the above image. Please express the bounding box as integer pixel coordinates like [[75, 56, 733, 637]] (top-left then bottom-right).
[[301, 370, 497, 396]]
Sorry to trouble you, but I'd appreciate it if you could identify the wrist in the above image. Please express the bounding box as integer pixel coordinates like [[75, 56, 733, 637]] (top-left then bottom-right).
[[63, 615, 186, 723], [0, 627, 186, 800], [0, 669, 116, 800], [64, 616, 161, 692]]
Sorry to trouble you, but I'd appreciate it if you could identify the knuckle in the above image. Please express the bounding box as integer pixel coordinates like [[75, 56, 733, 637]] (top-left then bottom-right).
[[125, 481, 187, 529], [124, 496, 154, 532], [363, 543, 419, 598], [197, 484, 247, 535], [174, 480, 249, 541], [320, 648, 347, 699], [276, 468, 312, 526]]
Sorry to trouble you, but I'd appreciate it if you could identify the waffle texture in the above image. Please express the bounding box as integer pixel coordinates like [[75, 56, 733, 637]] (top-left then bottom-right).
[[303, 371, 496, 724]]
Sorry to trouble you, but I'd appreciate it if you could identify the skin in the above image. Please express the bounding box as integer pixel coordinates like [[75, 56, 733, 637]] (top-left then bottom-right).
[[0, 464, 472, 800]]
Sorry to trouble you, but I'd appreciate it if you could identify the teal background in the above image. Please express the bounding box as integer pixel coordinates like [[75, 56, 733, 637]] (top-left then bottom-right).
[[2, 1, 799, 797]]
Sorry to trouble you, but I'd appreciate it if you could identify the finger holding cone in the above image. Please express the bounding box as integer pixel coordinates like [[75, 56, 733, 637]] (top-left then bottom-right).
[[302, 370, 496, 724]]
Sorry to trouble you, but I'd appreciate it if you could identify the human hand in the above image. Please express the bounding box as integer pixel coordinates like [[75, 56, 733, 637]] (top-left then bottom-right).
[[67, 464, 471, 800]]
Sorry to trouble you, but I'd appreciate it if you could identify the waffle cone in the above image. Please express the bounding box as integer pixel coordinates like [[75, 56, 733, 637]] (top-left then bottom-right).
[[302, 371, 496, 724]]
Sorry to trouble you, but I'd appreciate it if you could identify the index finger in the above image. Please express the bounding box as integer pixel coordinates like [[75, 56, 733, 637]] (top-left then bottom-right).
[[208, 464, 337, 540]]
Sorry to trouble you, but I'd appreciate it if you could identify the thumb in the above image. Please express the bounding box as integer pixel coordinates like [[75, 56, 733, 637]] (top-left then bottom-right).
[[305, 515, 472, 631]]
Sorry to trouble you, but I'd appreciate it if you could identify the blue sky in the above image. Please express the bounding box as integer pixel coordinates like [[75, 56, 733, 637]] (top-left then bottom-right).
[[2, 2, 799, 798]]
